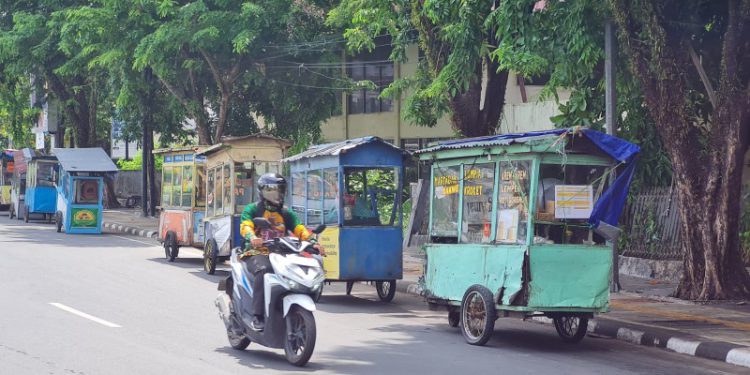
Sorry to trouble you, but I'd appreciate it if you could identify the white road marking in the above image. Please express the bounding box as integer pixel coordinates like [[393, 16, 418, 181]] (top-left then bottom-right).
[[109, 234, 159, 247], [49, 303, 121, 328]]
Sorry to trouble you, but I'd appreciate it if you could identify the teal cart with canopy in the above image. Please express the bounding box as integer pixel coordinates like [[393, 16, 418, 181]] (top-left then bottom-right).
[[53, 148, 118, 234], [416, 128, 639, 345]]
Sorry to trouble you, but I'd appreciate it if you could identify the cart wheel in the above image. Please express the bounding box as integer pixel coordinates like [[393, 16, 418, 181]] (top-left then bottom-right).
[[55, 212, 62, 233], [164, 231, 179, 262], [204, 239, 219, 275], [47, 213, 52, 223], [553, 316, 588, 344], [460, 285, 497, 346], [9, 206, 14, 219], [345, 281, 354, 296], [23, 206, 29, 223], [448, 310, 460, 327], [376, 280, 396, 302]]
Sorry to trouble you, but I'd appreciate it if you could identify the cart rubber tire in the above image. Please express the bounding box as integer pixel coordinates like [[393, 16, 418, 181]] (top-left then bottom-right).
[[55, 212, 62, 233], [376, 280, 396, 302], [204, 239, 219, 275], [448, 311, 460, 328], [9, 206, 14, 219], [23, 206, 29, 223], [164, 231, 179, 262], [460, 285, 497, 346], [553, 316, 588, 344], [345, 281, 354, 296], [284, 306, 317, 367]]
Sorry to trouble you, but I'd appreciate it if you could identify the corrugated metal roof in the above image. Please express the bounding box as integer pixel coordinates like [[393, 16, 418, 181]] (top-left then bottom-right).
[[153, 145, 207, 155], [415, 129, 567, 155], [283, 136, 408, 163], [53, 148, 118, 173], [196, 134, 292, 157]]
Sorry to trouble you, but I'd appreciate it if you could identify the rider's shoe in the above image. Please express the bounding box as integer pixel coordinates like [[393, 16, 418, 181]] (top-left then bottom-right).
[[250, 315, 265, 332]]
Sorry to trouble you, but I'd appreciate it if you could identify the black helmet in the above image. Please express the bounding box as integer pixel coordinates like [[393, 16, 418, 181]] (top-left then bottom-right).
[[257, 173, 286, 209]]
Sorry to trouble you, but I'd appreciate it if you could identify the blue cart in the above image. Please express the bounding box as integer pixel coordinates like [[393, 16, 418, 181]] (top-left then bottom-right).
[[284, 137, 410, 302], [53, 148, 118, 234], [21, 148, 58, 223]]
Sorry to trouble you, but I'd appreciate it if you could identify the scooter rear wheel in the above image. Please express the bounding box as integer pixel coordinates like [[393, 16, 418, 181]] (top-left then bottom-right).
[[227, 315, 251, 350], [284, 306, 316, 367]]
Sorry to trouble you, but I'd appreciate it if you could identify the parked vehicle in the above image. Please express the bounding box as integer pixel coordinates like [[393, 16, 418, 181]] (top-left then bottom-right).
[[198, 134, 290, 274], [0, 149, 14, 212], [283, 137, 409, 302], [21, 148, 58, 223], [215, 218, 326, 367], [9, 149, 28, 220], [53, 148, 119, 234], [415, 128, 639, 345], [154, 146, 207, 261]]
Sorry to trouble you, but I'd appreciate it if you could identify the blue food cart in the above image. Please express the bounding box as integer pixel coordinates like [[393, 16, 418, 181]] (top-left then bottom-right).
[[22, 148, 58, 223], [53, 148, 118, 234], [284, 136, 409, 302]]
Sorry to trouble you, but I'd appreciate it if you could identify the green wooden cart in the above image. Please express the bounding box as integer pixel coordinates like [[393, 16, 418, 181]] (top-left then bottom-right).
[[416, 128, 639, 346]]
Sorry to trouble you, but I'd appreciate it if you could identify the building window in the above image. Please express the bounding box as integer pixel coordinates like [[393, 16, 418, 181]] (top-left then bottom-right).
[[347, 39, 394, 114]]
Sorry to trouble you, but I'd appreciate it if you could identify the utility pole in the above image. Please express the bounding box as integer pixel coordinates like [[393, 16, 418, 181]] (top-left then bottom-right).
[[605, 21, 621, 293]]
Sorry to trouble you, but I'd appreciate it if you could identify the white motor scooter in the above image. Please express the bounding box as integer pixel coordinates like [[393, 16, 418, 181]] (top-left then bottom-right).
[[215, 218, 326, 367]]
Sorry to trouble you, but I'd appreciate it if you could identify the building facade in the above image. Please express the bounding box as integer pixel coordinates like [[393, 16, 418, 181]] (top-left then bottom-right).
[[320, 45, 569, 151]]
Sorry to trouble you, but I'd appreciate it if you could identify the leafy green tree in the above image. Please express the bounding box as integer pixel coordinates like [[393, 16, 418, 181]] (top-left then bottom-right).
[[490, 0, 750, 299], [0, 1, 102, 148], [609, 0, 750, 299], [0, 75, 37, 148], [328, 0, 509, 137], [133, 0, 340, 145]]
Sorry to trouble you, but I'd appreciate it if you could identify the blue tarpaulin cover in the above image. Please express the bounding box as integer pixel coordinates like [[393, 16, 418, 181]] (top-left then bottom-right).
[[423, 128, 640, 237]]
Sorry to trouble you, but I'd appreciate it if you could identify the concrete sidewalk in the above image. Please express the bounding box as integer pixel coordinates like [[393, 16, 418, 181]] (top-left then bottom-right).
[[103, 209, 159, 239], [102, 209, 750, 369]]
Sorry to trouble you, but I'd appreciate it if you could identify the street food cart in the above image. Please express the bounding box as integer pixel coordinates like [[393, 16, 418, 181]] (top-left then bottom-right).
[[416, 128, 639, 345], [155, 146, 207, 261], [199, 134, 291, 274], [21, 148, 58, 223], [53, 148, 118, 234], [284, 136, 409, 302], [9, 149, 27, 220], [0, 149, 14, 213]]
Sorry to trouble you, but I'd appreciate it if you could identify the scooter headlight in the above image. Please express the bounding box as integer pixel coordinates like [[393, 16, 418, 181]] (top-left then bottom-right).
[[282, 276, 311, 293]]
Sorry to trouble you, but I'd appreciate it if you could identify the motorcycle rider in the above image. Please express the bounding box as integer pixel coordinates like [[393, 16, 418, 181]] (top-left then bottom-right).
[[239, 173, 322, 331]]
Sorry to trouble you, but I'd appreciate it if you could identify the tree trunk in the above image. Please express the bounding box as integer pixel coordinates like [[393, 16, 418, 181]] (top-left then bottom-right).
[[195, 114, 212, 145], [214, 91, 230, 142], [447, 58, 508, 137], [103, 176, 121, 209], [612, 0, 750, 300]]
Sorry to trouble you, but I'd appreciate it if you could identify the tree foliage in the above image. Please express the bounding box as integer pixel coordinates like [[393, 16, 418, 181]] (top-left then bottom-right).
[[329, 0, 509, 137]]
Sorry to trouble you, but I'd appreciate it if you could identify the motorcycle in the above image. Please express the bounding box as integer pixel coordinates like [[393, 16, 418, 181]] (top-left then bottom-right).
[[215, 218, 326, 367]]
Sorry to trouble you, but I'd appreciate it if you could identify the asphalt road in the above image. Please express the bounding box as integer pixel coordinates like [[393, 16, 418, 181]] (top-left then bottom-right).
[[1, 217, 748, 375]]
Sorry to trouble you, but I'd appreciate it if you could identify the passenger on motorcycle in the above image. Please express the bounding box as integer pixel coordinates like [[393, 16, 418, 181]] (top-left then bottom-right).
[[239, 173, 322, 331]]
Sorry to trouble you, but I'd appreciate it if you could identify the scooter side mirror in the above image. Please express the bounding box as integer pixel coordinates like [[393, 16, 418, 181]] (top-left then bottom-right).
[[253, 217, 271, 229], [313, 224, 326, 234]]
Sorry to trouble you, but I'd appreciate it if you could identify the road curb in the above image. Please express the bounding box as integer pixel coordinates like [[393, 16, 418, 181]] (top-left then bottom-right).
[[530, 317, 750, 369], [103, 222, 157, 240]]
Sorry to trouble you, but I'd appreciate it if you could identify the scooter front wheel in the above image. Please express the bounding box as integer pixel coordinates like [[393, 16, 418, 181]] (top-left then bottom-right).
[[284, 306, 316, 367]]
